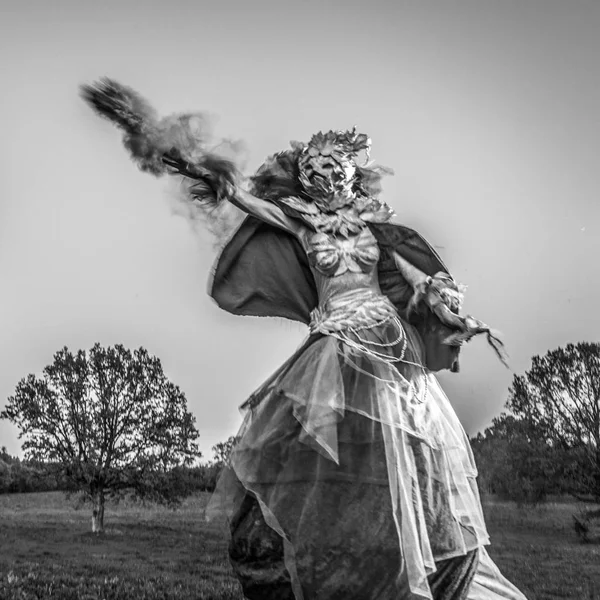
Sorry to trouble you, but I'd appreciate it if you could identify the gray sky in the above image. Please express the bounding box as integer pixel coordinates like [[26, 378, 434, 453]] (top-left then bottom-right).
[[1, 0, 599, 461]]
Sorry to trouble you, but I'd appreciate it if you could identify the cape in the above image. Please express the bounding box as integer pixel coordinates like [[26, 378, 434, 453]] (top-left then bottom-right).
[[209, 216, 449, 324]]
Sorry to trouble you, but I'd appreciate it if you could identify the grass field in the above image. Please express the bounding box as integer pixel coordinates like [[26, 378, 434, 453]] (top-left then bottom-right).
[[0, 492, 598, 599]]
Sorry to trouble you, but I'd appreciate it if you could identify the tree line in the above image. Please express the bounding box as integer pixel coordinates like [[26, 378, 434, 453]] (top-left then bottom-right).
[[0, 344, 233, 531], [1, 341, 598, 533], [470, 342, 600, 505], [0, 446, 225, 496]]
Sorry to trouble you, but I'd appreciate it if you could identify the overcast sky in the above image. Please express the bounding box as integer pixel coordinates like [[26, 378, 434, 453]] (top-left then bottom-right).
[[1, 0, 599, 461]]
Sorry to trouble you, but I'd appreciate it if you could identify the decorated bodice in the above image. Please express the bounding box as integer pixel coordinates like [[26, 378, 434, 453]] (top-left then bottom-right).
[[299, 226, 399, 334], [268, 192, 398, 334], [300, 227, 382, 303]]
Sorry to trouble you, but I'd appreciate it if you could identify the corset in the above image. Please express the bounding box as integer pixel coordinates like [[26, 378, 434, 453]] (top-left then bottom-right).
[[306, 228, 380, 277], [301, 228, 398, 334]]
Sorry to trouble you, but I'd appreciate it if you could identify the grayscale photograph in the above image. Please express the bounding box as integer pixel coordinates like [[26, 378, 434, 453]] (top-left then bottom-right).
[[0, 1, 599, 599]]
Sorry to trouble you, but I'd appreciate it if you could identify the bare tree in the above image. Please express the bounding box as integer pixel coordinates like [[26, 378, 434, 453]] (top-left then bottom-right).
[[1, 344, 201, 532]]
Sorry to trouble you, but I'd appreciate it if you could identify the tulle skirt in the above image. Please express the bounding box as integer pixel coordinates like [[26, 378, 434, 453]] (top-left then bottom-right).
[[207, 318, 523, 600]]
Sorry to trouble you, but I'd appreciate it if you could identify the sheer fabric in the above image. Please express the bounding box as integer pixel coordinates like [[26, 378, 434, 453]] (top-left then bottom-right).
[[207, 319, 495, 599], [469, 549, 528, 600]]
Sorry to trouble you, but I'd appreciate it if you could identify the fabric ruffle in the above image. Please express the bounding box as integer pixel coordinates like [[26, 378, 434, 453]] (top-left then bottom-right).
[[207, 319, 490, 599]]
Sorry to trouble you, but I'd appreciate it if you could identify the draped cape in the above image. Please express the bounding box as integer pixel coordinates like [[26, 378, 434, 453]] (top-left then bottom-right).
[[210, 217, 450, 323]]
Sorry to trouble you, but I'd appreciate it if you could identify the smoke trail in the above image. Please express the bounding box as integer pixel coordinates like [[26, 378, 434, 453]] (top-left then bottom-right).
[[81, 78, 247, 244]]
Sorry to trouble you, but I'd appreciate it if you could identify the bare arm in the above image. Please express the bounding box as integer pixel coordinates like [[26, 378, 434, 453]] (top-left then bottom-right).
[[392, 249, 509, 365], [392, 249, 463, 326], [228, 188, 306, 237], [161, 150, 305, 237]]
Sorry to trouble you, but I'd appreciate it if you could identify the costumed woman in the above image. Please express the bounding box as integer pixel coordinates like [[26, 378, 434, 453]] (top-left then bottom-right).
[[81, 79, 529, 600]]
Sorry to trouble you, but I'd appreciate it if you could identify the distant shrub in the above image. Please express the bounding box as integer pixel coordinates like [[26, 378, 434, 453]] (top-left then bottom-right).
[[0, 451, 77, 495], [573, 508, 600, 544]]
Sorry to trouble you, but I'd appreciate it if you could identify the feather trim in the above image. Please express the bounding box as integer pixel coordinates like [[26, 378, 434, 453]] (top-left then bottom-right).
[[400, 270, 509, 368]]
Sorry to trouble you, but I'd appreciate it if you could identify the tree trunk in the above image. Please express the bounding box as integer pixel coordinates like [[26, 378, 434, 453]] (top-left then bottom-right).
[[92, 490, 105, 533]]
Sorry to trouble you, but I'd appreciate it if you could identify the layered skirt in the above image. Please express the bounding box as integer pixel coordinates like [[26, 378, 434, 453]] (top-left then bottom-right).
[[207, 317, 527, 600]]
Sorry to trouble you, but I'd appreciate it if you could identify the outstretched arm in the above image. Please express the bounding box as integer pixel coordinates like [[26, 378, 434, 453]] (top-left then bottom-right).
[[228, 188, 304, 236], [162, 151, 305, 237]]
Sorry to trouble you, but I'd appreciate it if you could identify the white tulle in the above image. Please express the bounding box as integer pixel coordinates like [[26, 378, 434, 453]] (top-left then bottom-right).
[[207, 316, 508, 599]]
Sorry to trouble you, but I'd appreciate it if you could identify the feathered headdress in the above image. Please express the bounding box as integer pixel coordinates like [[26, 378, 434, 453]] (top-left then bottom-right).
[[249, 138, 393, 207], [305, 128, 372, 160]]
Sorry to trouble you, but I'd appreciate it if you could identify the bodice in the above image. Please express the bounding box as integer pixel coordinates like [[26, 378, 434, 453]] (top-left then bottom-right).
[[299, 227, 398, 334], [302, 227, 381, 301]]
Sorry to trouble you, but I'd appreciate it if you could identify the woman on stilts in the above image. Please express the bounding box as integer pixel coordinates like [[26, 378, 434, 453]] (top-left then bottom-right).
[[82, 78, 528, 600]]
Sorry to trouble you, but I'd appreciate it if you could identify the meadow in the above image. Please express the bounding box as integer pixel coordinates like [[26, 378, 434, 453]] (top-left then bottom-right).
[[0, 492, 598, 600]]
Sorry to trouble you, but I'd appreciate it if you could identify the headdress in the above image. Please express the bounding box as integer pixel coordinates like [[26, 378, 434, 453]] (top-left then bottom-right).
[[295, 128, 368, 207], [303, 127, 372, 165], [250, 129, 392, 206], [247, 129, 395, 237]]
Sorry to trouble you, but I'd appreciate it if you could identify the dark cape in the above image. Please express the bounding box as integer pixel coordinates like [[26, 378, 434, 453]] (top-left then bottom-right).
[[209, 216, 450, 323], [209, 217, 481, 600]]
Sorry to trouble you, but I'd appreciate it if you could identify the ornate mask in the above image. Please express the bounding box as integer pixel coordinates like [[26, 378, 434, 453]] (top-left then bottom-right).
[[297, 128, 371, 211]]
